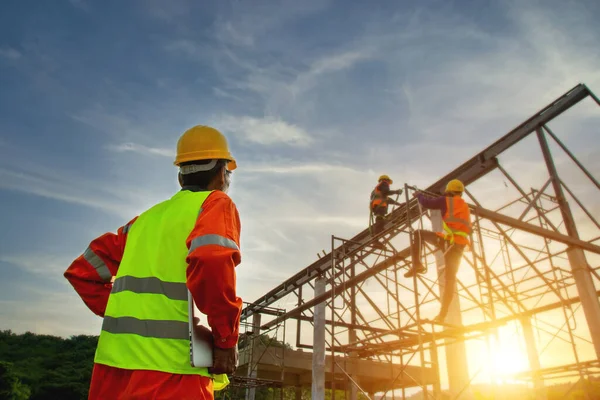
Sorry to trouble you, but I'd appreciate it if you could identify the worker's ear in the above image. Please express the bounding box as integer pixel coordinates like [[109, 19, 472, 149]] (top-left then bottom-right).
[[178, 172, 183, 188], [218, 165, 228, 191], [207, 164, 226, 191]]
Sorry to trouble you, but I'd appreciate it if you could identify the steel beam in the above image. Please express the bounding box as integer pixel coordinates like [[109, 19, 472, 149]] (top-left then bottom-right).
[[242, 84, 593, 321], [536, 128, 600, 360], [472, 206, 600, 255]]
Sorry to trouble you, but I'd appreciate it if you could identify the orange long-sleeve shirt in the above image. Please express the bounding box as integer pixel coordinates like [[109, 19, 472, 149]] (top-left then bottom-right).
[[64, 189, 242, 347]]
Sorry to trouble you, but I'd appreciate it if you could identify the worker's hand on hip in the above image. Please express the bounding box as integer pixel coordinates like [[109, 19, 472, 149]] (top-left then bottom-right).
[[209, 346, 238, 375]]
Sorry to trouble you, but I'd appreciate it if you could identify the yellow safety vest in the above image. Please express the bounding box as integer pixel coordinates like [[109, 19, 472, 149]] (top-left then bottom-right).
[[94, 190, 229, 390]]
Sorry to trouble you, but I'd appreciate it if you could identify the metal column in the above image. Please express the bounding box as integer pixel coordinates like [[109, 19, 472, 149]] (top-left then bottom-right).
[[349, 262, 359, 400], [246, 313, 262, 400], [520, 317, 546, 399], [312, 276, 327, 400], [536, 128, 600, 359], [431, 210, 472, 399]]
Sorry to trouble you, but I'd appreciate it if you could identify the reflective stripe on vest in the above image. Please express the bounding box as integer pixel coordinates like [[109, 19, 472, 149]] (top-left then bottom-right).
[[94, 190, 230, 389], [441, 196, 472, 245], [445, 197, 471, 231], [102, 316, 189, 339], [112, 276, 188, 301]]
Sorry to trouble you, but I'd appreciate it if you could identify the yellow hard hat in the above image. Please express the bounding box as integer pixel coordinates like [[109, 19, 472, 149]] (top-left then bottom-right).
[[378, 175, 393, 184], [174, 125, 237, 170], [445, 179, 464, 193]]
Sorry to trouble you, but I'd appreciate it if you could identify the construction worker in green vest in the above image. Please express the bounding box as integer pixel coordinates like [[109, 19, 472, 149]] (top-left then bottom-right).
[[64, 126, 242, 399]]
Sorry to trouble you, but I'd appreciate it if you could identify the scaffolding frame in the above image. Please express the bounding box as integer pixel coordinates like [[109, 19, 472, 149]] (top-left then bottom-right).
[[238, 83, 600, 399]]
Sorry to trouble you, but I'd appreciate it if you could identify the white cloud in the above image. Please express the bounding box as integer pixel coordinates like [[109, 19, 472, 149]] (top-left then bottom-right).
[[243, 162, 356, 175], [216, 21, 255, 47], [0, 166, 136, 219], [216, 115, 313, 146], [0, 254, 74, 282], [108, 142, 174, 158], [0, 47, 21, 60], [213, 87, 244, 102]]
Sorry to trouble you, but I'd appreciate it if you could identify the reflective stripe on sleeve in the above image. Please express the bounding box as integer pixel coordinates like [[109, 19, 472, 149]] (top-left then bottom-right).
[[189, 234, 239, 254], [83, 247, 112, 282]]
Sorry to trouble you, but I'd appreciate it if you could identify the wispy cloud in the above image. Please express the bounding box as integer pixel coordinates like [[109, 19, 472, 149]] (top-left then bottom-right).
[[242, 162, 360, 175], [108, 142, 174, 158], [163, 39, 210, 59], [213, 87, 244, 102], [0, 166, 135, 219], [0, 47, 21, 60], [216, 115, 313, 146], [0, 254, 74, 282]]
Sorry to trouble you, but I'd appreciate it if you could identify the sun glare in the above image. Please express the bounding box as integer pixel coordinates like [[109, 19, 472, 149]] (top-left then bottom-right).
[[487, 325, 531, 382]]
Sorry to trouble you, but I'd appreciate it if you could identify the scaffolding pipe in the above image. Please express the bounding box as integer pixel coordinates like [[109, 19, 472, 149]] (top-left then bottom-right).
[[312, 276, 326, 400]]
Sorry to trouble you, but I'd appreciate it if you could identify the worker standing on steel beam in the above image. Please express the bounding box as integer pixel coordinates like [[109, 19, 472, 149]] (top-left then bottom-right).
[[404, 179, 471, 322], [64, 126, 242, 399], [370, 175, 403, 247]]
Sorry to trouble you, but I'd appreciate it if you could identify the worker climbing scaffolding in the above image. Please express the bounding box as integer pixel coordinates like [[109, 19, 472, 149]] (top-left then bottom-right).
[[404, 179, 472, 322], [369, 175, 403, 248]]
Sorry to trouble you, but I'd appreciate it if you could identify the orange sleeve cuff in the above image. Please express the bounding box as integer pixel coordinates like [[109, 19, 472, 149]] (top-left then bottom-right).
[[64, 217, 137, 316], [185, 192, 242, 349]]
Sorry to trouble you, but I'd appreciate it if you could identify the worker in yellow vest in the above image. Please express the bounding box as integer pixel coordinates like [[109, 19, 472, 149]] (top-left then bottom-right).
[[404, 179, 471, 322], [64, 126, 242, 399]]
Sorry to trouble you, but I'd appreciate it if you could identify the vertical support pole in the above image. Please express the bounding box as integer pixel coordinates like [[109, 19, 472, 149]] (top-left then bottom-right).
[[330, 235, 337, 400], [405, 185, 428, 399], [431, 210, 472, 399], [536, 128, 600, 359], [520, 317, 546, 399], [246, 313, 262, 400], [312, 276, 327, 400], [430, 334, 441, 399], [296, 287, 303, 348], [349, 262, 359, 400]]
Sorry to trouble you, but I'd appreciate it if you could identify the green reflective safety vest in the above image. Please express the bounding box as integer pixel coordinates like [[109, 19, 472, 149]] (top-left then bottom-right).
[[94, 189, 229, 390]]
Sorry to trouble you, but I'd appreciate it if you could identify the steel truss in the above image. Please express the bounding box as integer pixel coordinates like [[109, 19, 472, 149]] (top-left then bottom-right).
[[238, 83, 600, 399]]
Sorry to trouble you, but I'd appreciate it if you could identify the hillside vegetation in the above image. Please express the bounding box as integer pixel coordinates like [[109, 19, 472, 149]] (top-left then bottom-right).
[[1, 330, 599, 399]]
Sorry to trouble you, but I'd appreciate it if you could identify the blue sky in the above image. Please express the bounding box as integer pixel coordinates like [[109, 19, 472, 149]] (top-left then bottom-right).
[[0, 0, 599, 338]]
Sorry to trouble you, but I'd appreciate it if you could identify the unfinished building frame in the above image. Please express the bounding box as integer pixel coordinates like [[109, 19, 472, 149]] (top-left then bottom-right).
[[237, 83, 600, 399]]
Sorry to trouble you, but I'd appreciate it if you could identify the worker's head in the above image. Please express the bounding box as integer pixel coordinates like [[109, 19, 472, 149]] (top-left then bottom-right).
[[444, 179, 464, 196], [174, 125, 237, 193], [378, 175, 393, 184]]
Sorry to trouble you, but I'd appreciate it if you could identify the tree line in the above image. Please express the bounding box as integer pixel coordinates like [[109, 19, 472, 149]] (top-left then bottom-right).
[[2, 330, 599, 399]]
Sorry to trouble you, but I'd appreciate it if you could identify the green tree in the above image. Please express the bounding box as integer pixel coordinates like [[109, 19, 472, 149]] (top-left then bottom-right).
[[0, 361, 31, 400]]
